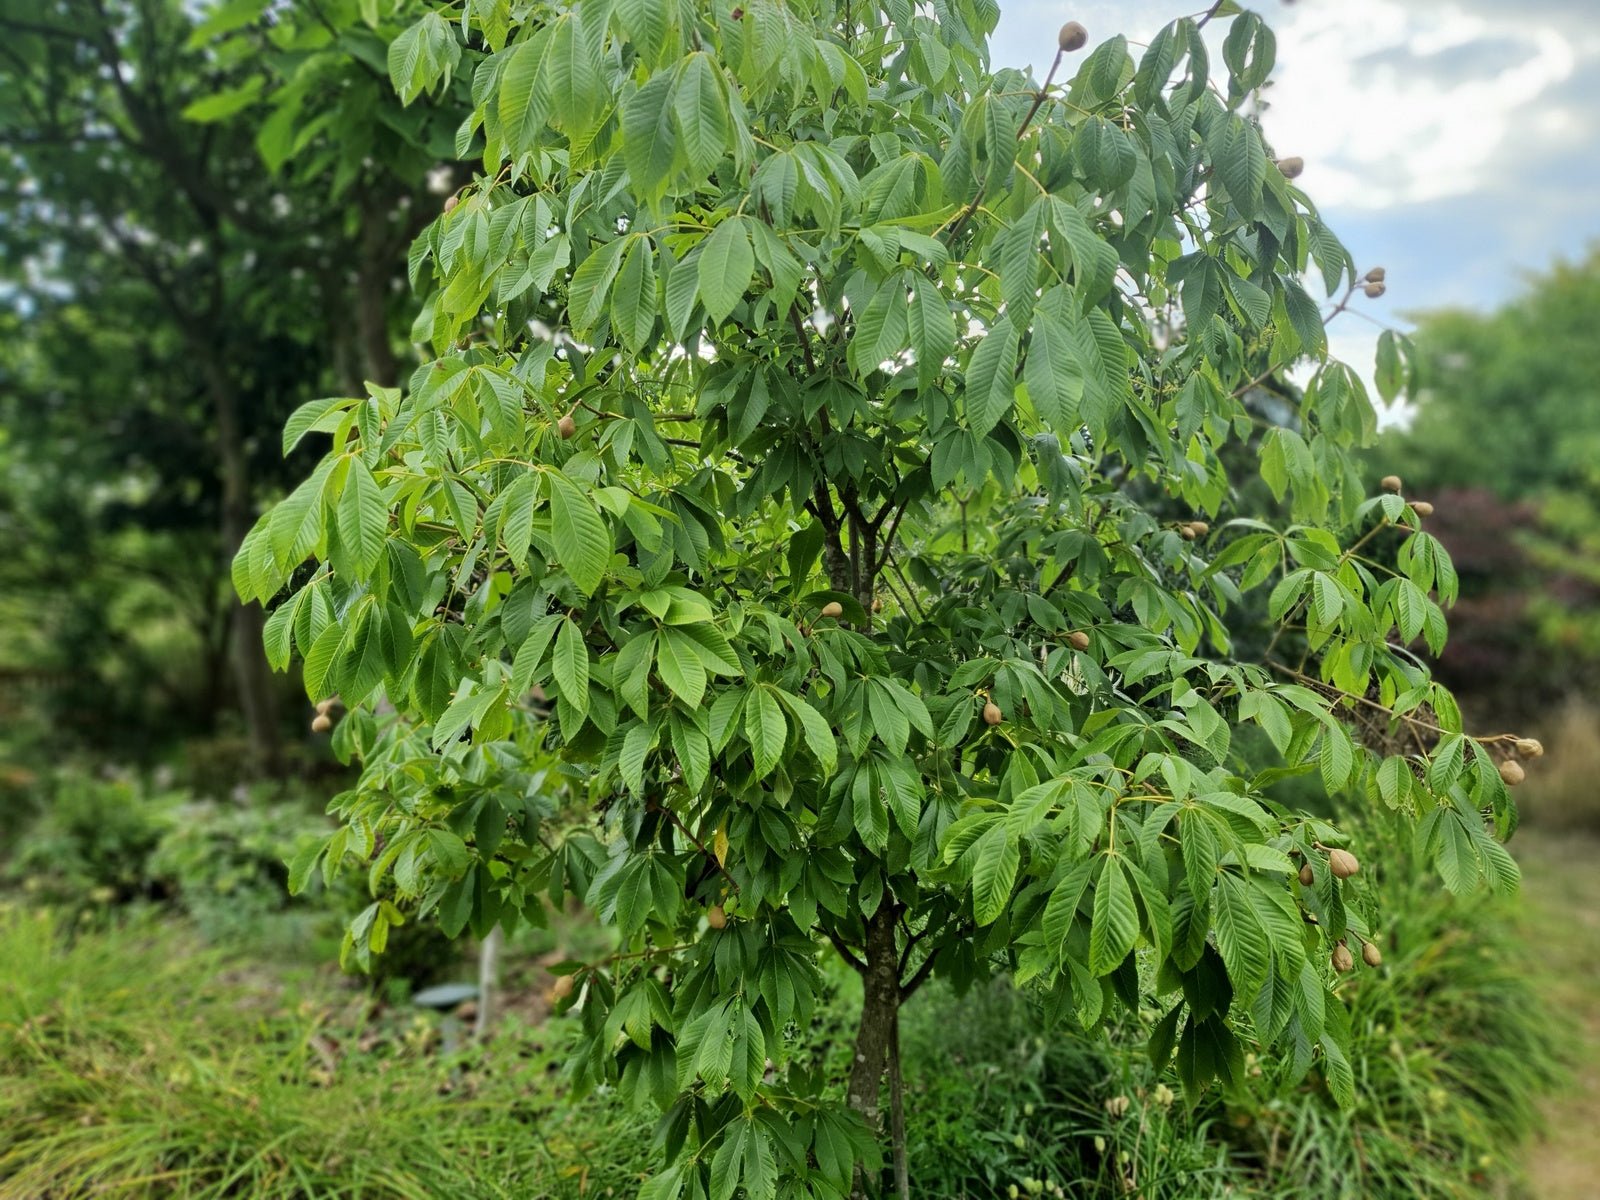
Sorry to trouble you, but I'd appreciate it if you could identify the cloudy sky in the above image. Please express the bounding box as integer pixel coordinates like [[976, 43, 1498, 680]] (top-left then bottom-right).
[[990, 0, 1600, 414]]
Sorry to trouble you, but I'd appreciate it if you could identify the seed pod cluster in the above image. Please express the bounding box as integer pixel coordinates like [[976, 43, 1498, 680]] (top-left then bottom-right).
[[311, 696, 337, 734], [1058, 21, 1087, 52], [1328, 848, 1360, 879]]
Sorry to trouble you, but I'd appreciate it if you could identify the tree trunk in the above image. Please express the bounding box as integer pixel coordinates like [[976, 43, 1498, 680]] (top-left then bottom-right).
[[206, 354, 282, 777], [848, 905, 901, 1199], [356, 187, 401, 388], [475, 926, 503, 1040]]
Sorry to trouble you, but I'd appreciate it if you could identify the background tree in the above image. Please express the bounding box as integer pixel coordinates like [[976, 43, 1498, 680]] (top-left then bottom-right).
[[0, 0, 459, 770], [234, 3, 1532, 1196], [1380, 249, 1600, 716]]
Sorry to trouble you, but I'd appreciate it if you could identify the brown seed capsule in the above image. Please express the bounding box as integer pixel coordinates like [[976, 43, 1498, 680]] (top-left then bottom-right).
[[1365, 266, 1386, 283], [1058, 21, 1088, 52], [549, 974, 574, 1002], [1068, 630, 1091, 651], [1276, 156, 1305, 179], [1179, 523, 1197, 540], [1328, 848, 1360, 879], [1331, 942, 1355, 973], [1380, 475, 1403, 494], [311, 713, 333, 734], [557, 414, 576, 439], [872, 596, 884, 613], [1362, 940, 1383, 968], [315, 696, 337, 716], [1498, 758, 1525, 786], [706, 904, 727, 930], [1411, 501, 1434, 517], [819, 601, 844, 619], [442, 194, 459, 214], [1299, 863, 1315, 888], [1364, 280, 1387, 299], [1515, 737, 1544, 758], [983, 700, 1004, 726], [1188, 521, 1210, 536]]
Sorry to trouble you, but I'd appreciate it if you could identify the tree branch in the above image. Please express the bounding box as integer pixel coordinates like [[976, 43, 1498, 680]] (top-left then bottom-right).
[[825, 927, 867, 975]]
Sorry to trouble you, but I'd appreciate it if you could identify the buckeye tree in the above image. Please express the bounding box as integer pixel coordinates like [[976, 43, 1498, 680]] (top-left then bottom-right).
[[232, 1, 1534, 1195]]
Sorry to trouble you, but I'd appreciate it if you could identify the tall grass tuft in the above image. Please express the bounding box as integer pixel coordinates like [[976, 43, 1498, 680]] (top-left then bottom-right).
[[0, 906, 646, 1199]]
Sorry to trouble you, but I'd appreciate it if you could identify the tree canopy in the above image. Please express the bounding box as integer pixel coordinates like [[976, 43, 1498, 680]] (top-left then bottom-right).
[[225, 3, 1531, 1196]]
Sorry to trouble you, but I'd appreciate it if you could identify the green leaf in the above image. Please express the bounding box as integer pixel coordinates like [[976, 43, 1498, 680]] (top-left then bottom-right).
[[673, 52, 730, 182], [745, 687, 787, 780], [613, 236, 659, 352], [548, 471, 611, 596], [621, 70, 678, 199], [970, 823, 1019, 926], [337, 461, 386, 579], [1089, 855, 1138, 975], [552, 619, 591, 713], [965, 314, 1019, 436], [656, 626, 708, 707], [698, 217, 755, 325]]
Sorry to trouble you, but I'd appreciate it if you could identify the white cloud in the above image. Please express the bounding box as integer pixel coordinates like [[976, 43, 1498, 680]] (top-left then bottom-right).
[[1262, 0, 1577, 209]]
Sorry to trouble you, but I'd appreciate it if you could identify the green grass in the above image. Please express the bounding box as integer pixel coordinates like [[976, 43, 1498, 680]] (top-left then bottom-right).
[[1, 813, 1571, 1200], [1512, 830, 1600, 1200], [0, 906, 648, 1199]]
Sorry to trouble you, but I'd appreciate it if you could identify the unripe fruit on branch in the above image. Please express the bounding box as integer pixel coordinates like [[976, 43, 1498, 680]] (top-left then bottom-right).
[[1058, 21, 1087, 52], [557, 414, 576, 439], [311, 713, 332, 734], [872, 596, 884, 613], [1179, 523, 1197, 540], [1328, 848, 1360, 879], [1299, 863, 1315, 887], [819, 601, 844, 619], [1515, 737, 1544, 758], [1411, 501, 1434, 517], [315, 696, 337, 716], [1276, 156, 1304, 179], [1364, 280, 1387, 299], [549, 974, 574, 1002], [1362, 940, 1383, 968], [442, 194, 458, 214], [1365, 266, 1386, 283], [1068, 630, 1091, 651], [983, 700, 1004, 726], [1331, 942, 1355, 973], [1498, 758, 1525, 786], [1381, 475, 1403, 494], [706, 904, 727, 930], [1188, 521, 1209, 536]]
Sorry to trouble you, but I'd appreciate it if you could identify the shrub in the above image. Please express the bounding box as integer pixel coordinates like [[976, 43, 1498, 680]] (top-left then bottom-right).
[[4, 770, 181, 911]]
